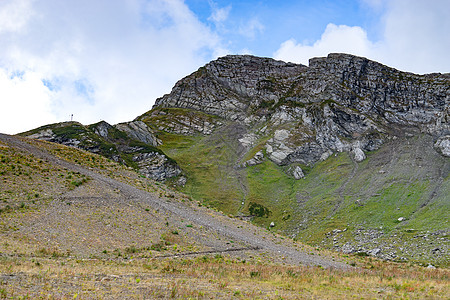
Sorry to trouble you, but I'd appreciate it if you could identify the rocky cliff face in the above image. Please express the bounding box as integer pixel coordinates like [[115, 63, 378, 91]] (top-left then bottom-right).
[[22, 53, 449, 183], [154, 55, 307, 120], [150, 54, 449, 172]]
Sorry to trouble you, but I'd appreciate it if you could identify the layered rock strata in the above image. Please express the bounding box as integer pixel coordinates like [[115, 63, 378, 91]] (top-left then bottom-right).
[[151, 53, 449, 173]]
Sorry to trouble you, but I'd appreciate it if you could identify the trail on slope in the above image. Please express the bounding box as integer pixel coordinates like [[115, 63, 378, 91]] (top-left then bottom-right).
[[0, 133, 349, 269]]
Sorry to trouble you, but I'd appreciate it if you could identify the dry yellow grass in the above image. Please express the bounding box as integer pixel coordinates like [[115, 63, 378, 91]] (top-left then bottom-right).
[[0, 254, 448, 299]]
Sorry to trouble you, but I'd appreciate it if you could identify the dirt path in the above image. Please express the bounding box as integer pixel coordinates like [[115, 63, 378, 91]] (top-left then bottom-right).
[[0, 133, 350, 269]]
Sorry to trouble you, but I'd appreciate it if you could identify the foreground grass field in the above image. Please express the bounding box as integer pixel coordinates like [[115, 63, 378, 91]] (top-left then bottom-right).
[[1, 253, 449, 299]]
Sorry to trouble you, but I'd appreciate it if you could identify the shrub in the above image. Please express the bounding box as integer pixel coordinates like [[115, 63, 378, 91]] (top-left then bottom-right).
[[125, 246, 138, 254], [250, 271, 260, 278], [151, 241, 167, 252], [248, 202, 271, 218]]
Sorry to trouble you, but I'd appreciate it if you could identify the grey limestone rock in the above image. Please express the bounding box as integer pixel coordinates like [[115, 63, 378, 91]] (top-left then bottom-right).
[[91, 121, 112, 139], [60, 54, 448, 183], [241, 150, 264, 167], [133, 152, 181, 181], [154, 55, 307, 120], [27, 128, 56, 140], [287, 165, 305, 180], [434, 135, 450, 157], [352, 147, 366, 162], [115, 120, 161, 146], [25, 120, 182, 182], [151, 53, 448, 170], [238, 133, 258, 148], [368, 248, 381, 256]]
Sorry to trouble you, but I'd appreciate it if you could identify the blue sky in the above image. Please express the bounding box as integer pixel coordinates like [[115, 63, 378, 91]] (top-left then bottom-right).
[[187, 0, 382, 55], [0, 0, 449, 134]]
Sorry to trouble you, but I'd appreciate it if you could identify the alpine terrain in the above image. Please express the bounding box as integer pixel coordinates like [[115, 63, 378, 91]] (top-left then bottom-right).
[[22, 53, 449, 266], [1, 53, 449, 298]]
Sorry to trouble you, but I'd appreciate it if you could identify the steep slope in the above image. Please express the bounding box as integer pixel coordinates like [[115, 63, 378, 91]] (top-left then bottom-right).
[[137, 53, 449, 265], [6, 134, 399, 298], [1, 138, 449, 299], [0, 133, 349, 268]]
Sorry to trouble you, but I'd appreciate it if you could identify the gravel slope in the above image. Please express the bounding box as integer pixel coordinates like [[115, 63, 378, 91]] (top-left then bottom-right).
[[0, 133, 349, 269]]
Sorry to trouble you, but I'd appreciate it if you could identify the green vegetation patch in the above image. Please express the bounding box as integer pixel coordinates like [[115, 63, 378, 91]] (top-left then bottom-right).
[[158, 130, 245, 214]]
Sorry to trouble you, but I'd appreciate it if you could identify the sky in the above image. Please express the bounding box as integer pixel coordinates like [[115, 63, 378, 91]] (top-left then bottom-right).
[[0, 0, 449, 134]]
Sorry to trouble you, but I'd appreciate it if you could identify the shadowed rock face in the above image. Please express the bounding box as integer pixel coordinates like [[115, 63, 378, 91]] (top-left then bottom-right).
[[115, 120, 161, 147], [306, 54, 448, 132], [150, 53, 449, 168]]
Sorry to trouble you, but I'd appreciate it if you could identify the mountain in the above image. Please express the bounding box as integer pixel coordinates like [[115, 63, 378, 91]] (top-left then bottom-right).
[[22, 53, 449, 265]]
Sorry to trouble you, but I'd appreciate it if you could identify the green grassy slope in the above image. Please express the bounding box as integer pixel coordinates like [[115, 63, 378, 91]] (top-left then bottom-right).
[[158, 126, 246, 213], [157, 128, 449, 265]]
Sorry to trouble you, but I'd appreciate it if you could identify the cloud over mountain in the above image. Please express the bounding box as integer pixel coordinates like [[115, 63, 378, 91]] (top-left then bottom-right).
[[274, 0, 450, 74]]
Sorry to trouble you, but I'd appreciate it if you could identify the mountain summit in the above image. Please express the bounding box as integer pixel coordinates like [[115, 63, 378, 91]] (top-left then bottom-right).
[[148, 53, 449, 165]]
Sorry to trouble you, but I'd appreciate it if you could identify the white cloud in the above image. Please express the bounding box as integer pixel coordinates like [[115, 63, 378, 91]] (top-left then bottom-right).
[[274, 24, 377, 66], [274, 0, 450, 74], [0, 0, 34, 33], [380, 0, 450, 73], [208, 3, 232, 25], [0, 69, 57, 133], [2, 0, 449, 134], [0, 0, 223, 134], [239, 18, 264, 39]]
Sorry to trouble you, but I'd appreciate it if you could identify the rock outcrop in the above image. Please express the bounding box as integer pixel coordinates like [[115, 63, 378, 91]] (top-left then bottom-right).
[[132, 152, 181, 181], [434, 135, 450, 157], [154, 55, 307, 120], [22, 121, 181, 181], [22, 53, 449, 180], [115, 120, 161, 147]]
